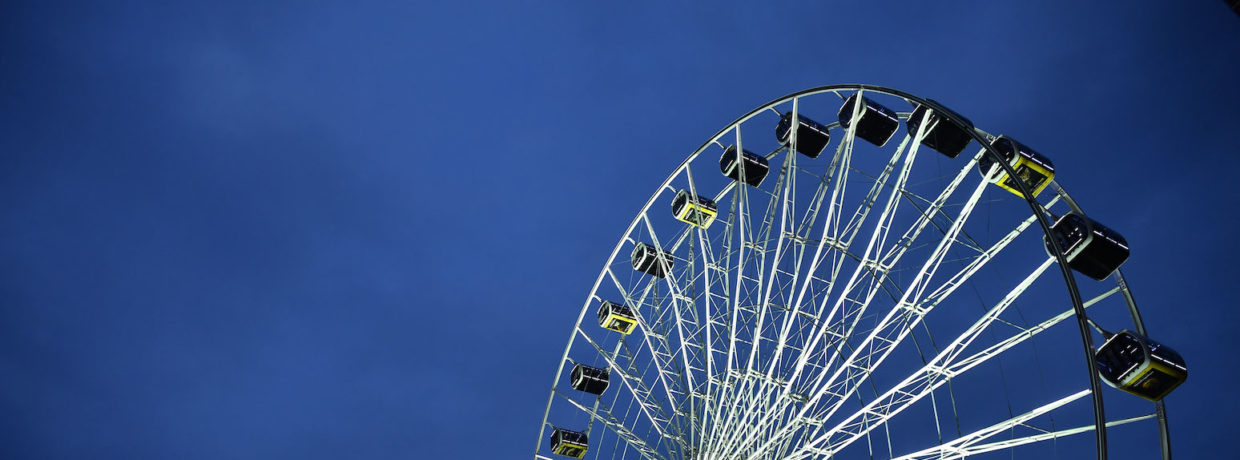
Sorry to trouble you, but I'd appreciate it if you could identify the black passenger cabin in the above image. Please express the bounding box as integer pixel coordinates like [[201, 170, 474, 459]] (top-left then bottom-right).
[[978, 135, 1056, 197], [776, 111, 831, 158], [570, 363, 610, 396], [1095, 330, 1187, 401], [719, 145, 769, 187], [631, 243, 673, 278], [1043, 213, 1130, 281], [550, 427, 589, 459], [838, 94, 900, 147], [597, 300, 637, 335], [906, 100, 973, 158]]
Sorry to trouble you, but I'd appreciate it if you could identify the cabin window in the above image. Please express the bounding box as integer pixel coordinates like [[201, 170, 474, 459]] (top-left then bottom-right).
[[1002, 164, 1048, 196]]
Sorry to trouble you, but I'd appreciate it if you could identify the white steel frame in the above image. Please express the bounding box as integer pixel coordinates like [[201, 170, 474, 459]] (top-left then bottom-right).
[[534, 85, 1170, 460]]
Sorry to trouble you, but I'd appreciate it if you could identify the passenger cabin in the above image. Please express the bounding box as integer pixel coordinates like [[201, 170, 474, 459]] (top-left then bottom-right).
[[1044, 213, 1130, 280], [550, 427, 589, 459], [570, 363, 610, 395], [838, 94, 900, 147], [597, 300, 637, 335], [631, 243, 673, 278], [776, 111, 832, 158], [1095, 330, 1187, 401], [906, 100, 973, 158], [978, 135, 1056, 198], [719, 145, 769, 187], [672, 190, 718, 229]]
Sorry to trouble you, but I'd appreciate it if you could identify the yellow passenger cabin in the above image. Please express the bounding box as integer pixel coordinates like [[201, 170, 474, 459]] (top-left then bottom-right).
[[1095, 330, 1187, 402], [597, 300, 637, 335], [550, 428, 589, 459], [672, 190, 718, 229], [978, 136, 1055, 198]]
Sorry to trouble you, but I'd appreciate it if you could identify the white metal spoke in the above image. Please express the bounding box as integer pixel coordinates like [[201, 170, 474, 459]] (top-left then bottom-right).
[[711, 96, 864, 457], [745, 172, 1000, 459], [887, 389, 1091, 460], [782, 146, 981, 402], [793, 390, 1093, 460], [793, 187, 1044, 445], [720, 112, 916, 457], [704, 109, 798, 458], [703, 126, 795, 458], [897, 414, 1156, 460], [792, 256, 1056, 455]]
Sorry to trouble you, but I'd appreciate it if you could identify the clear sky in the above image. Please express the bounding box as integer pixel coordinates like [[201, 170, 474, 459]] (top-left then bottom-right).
[[2, 1, 1238, 458]]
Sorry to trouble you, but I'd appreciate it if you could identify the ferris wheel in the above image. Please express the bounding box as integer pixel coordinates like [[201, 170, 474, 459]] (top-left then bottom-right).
[[534, 84, 1187, 460]]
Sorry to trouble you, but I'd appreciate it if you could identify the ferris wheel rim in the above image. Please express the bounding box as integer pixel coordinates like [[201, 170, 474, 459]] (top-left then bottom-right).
[[535, 83, 1170, 460]]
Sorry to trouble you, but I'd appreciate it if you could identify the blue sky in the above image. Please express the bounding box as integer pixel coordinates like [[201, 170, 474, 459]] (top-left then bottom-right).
[[2, 1, 1238, 458]]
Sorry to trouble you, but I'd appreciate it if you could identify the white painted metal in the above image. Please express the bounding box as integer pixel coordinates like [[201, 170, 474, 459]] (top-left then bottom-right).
[[535, 86, 1163, 459]]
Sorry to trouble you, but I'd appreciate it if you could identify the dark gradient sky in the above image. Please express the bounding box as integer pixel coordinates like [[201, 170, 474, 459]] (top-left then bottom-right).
[[2, 1, 1237, 458]]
